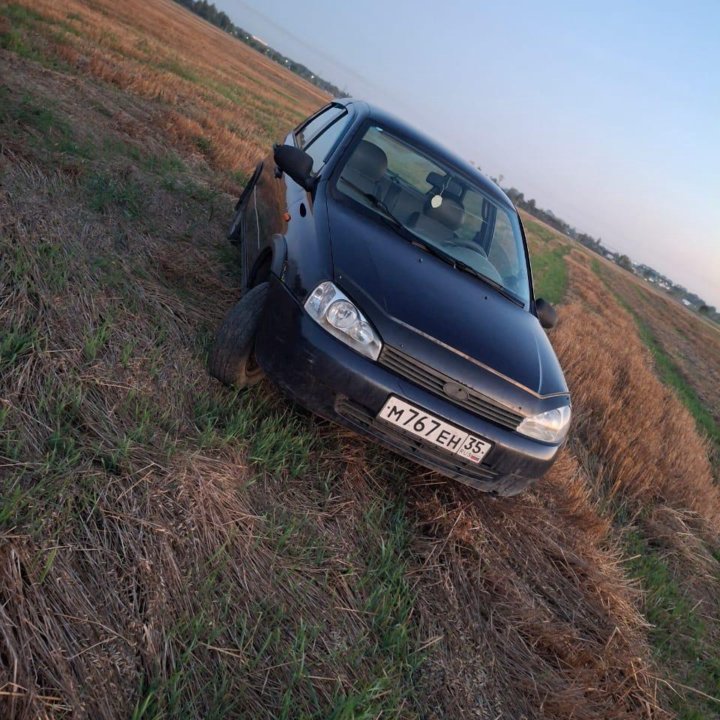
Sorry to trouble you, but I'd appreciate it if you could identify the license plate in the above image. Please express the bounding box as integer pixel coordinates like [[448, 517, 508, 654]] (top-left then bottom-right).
[[377, 396, 492, 464]]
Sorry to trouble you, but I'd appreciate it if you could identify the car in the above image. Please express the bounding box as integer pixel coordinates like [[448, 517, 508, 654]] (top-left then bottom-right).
[[210, 99, 571, 496]]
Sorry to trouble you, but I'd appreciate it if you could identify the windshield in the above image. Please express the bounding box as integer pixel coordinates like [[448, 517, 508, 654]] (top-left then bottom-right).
[[336, 125, 531, 305]]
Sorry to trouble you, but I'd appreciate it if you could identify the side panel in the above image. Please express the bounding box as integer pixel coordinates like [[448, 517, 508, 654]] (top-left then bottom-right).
[[244, 148, 289, 287], [247, 104, 361, 291], [250, 138, 334, 298]]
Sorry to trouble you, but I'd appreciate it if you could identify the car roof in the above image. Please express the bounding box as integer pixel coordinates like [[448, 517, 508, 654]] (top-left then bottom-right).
[[334, 98, 515, 212]]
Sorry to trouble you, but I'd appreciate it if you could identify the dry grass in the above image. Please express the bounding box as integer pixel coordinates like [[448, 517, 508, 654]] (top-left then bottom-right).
[[11, 0, 326, 181], [1, 1, 719, 718], [408, 453, 663, 719], [554, 255, 718, 525]]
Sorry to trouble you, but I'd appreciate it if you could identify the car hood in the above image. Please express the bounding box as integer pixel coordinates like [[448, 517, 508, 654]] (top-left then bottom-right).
[[326, 201, 568, 398]]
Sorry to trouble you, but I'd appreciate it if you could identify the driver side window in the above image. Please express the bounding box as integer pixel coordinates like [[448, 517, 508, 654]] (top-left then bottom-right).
[[304, 113, 350, 173], [296, 105, 343, 148]]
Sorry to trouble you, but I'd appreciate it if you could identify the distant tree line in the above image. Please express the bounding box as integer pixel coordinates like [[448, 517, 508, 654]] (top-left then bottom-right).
[[501, 186, 719, 323], [172, 0, 344, 97], [506, 184, 640, 262], [504, 187, 602, 251]]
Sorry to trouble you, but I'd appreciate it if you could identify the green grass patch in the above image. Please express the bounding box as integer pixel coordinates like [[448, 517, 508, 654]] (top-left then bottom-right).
[[2, 3, 46, 25], [157, 57, 200, 83], [0, 405, 22, 462], [0, 91, 94, 159], [84, 171, 145, 218], [0, 26, 28, 54], [626, 530, 720, 719], [229, 167, 249, 188], [524, 217, 559, 245], [107, 140, 217, 204], [0, 326, 38, 372], [529, 245, 569, 305], [0, 92, 60, 134], [37, 241, 71, 291], [193, 387, 315, 476], [194, 134, 213, 156], [129, 489, 422, 719], [83, 316, 113, 362], [204, 78, 249, 107], [161, 172, 218, 203], [249, 410, 315, 477], [324, 496, 423, 718], [91, 254, 129, 291], [103, 141, 190, 184], [0, 1, 45, 56], [636, 323, 719, 448], [193, 387, 264, 449], [0, 4, 71, 68], [1, 381, 92, 533], [141, 151, 187, 177]]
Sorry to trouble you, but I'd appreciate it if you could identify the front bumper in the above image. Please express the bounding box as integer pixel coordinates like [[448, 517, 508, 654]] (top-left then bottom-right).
[[254, 278, 561, 493]]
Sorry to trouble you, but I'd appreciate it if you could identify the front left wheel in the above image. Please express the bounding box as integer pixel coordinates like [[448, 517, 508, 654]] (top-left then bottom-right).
[[208, 282, 269, 388]]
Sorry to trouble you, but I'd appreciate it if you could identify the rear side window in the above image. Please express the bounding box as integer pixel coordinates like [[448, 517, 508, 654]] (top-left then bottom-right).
[[304, 113, 350, 173], [296, 105, 344, 149]]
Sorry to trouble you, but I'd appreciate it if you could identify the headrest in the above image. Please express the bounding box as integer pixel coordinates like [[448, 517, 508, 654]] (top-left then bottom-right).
[[426, 171, 444, 187], [424, 196, 465, 231], [346, 141, 388, 181], [426, 171, 464, 198]]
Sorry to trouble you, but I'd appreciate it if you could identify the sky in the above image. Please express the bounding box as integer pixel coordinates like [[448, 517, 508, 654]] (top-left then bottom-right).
[[214, 0, 720, 307]]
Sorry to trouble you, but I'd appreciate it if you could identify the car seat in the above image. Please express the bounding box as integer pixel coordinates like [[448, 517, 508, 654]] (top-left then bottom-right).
[[339, 140, 388, 198], [407, 196, 465, 244]]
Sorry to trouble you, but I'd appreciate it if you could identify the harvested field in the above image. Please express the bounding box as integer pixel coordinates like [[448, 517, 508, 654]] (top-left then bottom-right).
[[1, 1, 719, 718]]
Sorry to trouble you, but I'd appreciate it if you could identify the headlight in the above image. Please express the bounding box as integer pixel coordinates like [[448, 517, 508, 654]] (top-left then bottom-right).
[[304, 281, 382, 360], [517, 405, 571, 443]]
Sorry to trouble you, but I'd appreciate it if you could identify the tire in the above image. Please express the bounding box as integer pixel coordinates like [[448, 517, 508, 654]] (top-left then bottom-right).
[[209, 282, 269, 388]]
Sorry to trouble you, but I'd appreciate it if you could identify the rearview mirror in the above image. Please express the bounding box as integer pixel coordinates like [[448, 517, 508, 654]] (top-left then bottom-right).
[[535, 298, 557, 329], [273, 144, 315, 191]]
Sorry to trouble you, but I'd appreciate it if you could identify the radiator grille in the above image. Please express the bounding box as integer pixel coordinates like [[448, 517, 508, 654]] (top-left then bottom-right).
[[378, 345, 523, 430]]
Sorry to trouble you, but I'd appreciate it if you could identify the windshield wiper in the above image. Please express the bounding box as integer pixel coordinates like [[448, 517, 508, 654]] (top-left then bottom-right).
[[453, 259, 525, 306], [409, 236, 458, 266], [412, 239, 525, 306]]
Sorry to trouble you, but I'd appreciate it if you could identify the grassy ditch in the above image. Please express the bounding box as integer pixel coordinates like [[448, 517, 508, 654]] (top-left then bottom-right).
[[592, 260, 720, 452], [626, 530, 720, 720]]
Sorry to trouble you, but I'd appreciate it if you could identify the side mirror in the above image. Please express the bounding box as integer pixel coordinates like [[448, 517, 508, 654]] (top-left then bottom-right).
[[273, 144, 315, 191], [535, 298, 557, 329]]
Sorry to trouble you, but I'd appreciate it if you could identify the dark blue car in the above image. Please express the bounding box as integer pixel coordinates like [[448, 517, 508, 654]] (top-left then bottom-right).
[[210, 99, 571, 496]]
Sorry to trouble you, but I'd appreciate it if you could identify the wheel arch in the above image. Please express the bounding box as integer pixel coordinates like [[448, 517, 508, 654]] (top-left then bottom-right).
[[247, 234, 287, 288]]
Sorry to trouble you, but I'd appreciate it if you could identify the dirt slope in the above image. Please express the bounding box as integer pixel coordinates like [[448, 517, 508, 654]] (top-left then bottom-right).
[[1, 1, 719, 718]]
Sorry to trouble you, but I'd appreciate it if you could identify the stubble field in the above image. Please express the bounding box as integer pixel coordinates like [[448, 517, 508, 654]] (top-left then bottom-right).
[[1, 1, 719, 718]]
